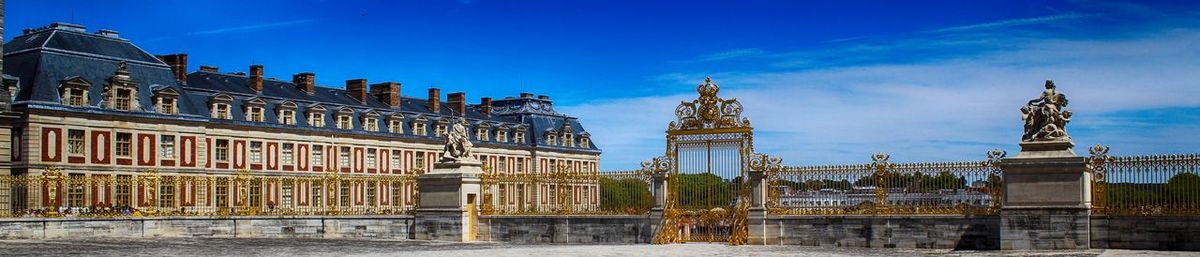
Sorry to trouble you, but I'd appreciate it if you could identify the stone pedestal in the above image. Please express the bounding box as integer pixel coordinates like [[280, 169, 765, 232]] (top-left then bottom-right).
[[413, 160, 482, 242], [745, 170, 776, 245], [1000, 141, 1091, 250]]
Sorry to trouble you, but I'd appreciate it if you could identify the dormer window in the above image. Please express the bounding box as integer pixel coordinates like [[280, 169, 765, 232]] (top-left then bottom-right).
[[245, 98, 267, 122], [547, 134, 557, 146], [307, 104, 327, 127], [580, 137, 590, 148], [515, 131, 525, 143], [210, 94, 234, 119], [59, 76, 91, 107], [412, 118, 428, 136], [104, 62, 139, 111], [496, 130, 508, 143], [158, 97, 176, 114], [113, 88, 133, 111], [388, 115, 404, 134], [435, 122, 448, 137], [152, 86, 180, 115], [336, 107, 354, 130], [363, 111, 380, 132], [564, 133, 574, 147], [278, 101, 298, 125], [476, 127, 489, 141]]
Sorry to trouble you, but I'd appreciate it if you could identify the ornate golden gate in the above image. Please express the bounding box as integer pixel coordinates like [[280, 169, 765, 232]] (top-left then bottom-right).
[[651, 77, 770, 244]]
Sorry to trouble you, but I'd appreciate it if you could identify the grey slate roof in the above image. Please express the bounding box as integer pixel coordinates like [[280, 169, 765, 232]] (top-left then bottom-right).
[[2, 23, 599, 153]]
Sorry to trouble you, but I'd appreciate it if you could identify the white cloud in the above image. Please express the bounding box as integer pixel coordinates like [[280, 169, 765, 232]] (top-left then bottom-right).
[[564, 27, 1200, 170], [693, 48, 766, 62], [926, 12, 1100, 33], [193, 19, 319, 35]]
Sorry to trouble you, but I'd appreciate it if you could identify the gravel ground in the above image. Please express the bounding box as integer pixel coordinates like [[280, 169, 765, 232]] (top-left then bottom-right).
[[0, 238, 1195, 257]]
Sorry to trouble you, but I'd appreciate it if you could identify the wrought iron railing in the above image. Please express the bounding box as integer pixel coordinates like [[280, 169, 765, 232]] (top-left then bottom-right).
[[766, 150, 1005, 215], [479, 166, 651, 216], [1088, 145, 1200, 216], [0, 168, 419, 218]]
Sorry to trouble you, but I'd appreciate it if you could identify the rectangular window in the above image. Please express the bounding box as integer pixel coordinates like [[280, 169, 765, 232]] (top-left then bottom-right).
[[160, 135, 175, 159], [115, 133, 132, 157], [247, 107, 264, 122], [282, 181, 294, 208], [339, 181, 351, 207], [435, 124, 447, 137], [115, 175, 132, 207], [67, 174, 85, 207], [159, 97, 176, 114], [215, 177, 229, 208], [516, 158, 525, 173], [337, 115, 352, 130], [496, 131, 507, 143], [67, 130, 85, 155], [114, 88, 132, 111], [366, 182, 377, 207], [311, 183, 323, 207], [414, 152, 426, 172], [581, 138, 590, 148], [66, 88, 85, 106], [215, 104, 231, 119], [338, 147, 350, 169], [249, 178, 262, 208], [477, 128, 489, 141], [280, 110, 295, 125], [364, 117, 378, 131], [160, 176, 175, 208], [249, 142, 262, 164], [196, 181, 208, 207], [414, 123, 427, 136], [312, 146, 324, 168], [390, 150, 402, 170], [366, 149, 377, 169], [515, 132, 525, 143], [391, 181, 403, 208], [565, 134, 574, 147], [309, 113, 325, 127], [215, 139, 229, 161], [389, 120, 403, 134], [547, 135, 557, 146], [282, 143, 294, 165], [499, 157, 508, 173]]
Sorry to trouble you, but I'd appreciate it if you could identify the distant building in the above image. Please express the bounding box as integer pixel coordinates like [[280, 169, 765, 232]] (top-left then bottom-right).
[[0, 22, 600, 213]]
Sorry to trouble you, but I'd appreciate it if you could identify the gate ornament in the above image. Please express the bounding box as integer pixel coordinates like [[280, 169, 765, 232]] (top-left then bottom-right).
[[669, 77, 750, 131], [1021, 80, 1072, 142]]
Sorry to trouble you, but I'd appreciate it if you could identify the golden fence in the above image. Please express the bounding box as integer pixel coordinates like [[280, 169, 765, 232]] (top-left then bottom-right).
[[766, 150, 1005, 215], [1088, 145, 1200, 216], [0, 168, 419, 218], [480, 167, 652, 216]]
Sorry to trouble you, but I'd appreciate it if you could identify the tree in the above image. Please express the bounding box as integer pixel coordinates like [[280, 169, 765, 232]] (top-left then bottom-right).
[[599, 177, 652, 213], [677, 173, 735, 209]]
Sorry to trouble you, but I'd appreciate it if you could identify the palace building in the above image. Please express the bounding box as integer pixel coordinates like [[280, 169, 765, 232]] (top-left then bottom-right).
[[0, 22, 601, 215]]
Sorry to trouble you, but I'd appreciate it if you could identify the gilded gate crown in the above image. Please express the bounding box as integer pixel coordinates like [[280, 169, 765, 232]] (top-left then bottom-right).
[[669, 77, 751, 131]]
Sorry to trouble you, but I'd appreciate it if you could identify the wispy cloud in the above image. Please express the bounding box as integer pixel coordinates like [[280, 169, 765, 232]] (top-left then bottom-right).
[[565, 22, 1200, 169], [927, 12, 1099, 33], [193, 19, 319, 35], [693, 48, 765, 62]]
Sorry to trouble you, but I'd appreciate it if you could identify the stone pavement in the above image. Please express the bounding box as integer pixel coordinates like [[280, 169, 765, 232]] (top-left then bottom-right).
[[0, 238, 1196, 257]]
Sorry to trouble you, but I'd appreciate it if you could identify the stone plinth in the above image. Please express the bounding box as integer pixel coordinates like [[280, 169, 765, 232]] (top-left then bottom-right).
[[1000, 140, 1090, 250], [414, 160, 482, 242]]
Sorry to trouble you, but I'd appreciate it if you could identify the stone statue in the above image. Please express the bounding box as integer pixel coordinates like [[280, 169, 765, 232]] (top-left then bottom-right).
[[1021, 80, 1072, 142], [440, 119, 475, 162]]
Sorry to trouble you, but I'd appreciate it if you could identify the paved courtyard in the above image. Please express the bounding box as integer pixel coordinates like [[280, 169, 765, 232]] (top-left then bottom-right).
[[0, 238, 1194, 257]]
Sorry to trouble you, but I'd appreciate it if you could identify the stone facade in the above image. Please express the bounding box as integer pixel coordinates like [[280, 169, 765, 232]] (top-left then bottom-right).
[[0, 216, 413, 239], [759, 215, 1000, 249], [477, 215, 653, 244], [1091, 215, 1200, 250]]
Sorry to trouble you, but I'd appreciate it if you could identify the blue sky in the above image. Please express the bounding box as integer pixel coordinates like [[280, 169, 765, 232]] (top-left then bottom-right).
[[7, 1, 1200, 169]]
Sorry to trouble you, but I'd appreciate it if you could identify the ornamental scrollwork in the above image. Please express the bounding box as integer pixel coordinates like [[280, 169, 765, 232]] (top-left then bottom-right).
[[668, 77, 751, 131]]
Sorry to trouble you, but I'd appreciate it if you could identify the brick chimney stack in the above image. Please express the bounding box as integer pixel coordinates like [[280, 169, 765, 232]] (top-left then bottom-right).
[[200, 65, 219, 73], [156, 54, 188, 81], [346, 79, 368, 104], [447, 92, 466, 115], [428, 88, 441, 113], [248, 65, 264, 92], [480, 97, 493, 117], [293, 72, 315, 95], [371, 82, 402, 108]]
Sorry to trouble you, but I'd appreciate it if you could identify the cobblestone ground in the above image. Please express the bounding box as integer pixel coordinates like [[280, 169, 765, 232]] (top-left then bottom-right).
[[0, 238, 1195, 257]]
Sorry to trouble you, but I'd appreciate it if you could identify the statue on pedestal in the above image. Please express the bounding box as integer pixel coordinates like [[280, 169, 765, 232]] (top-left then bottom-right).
[[1021, 80, 1072, 142], [440, 119, 475, 163]]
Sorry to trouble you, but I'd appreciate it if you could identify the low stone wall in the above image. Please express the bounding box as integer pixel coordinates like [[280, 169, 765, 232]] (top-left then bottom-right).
[[478, 215, 653, 244], [0, 216, 414, 239], [1091, 215, 1200, 250], [759, 215, 1001, 250]]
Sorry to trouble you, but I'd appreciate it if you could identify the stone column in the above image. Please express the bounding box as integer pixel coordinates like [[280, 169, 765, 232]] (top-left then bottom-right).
[[1000, 140, 1090, 250], [746, 169, 774, 245], [414, 161, 482, 242], [648, 172, 667, 223]]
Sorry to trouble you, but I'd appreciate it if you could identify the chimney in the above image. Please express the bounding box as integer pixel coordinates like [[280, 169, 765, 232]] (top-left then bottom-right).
[[97, 29, 120, 38], [428, 88, 441, 113], [248, 65, 264, 92], [371, 82, 402, 108], [520, 92, 534, 99], [200, 65, 219, 73], [346, 79, 368, 104], [537, 95, 550, 101], [156, 54, 188, 81], [447, 92, 466, 115], [293, 72, 316, 95], [480, 97, 493, 117]]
